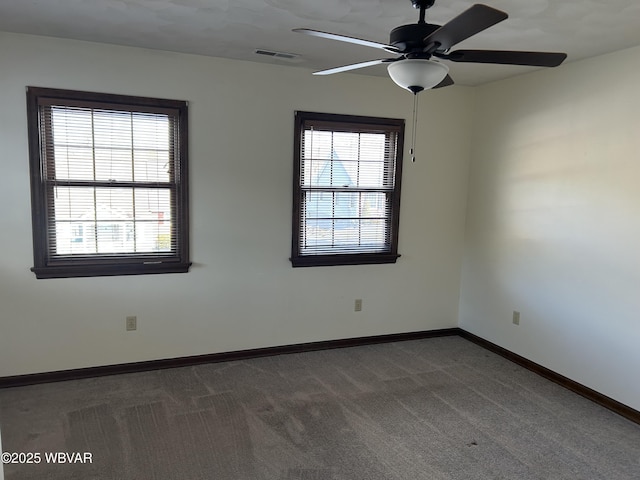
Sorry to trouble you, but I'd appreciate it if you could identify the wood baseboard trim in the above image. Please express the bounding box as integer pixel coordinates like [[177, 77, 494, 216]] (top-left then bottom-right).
[[0, 328, 458, 389], [458, 329, 640, 425], [2, 326, 638, 426]]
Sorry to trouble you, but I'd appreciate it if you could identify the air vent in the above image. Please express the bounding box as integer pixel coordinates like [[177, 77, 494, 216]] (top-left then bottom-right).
[[255, 49, 300, 61]]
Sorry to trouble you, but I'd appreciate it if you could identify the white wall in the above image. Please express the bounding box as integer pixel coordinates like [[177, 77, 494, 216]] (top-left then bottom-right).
[[460, 45, 640, 410], [0, 32, 473, 376]]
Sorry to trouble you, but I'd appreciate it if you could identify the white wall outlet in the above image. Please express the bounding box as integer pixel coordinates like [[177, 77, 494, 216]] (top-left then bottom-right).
[[126, 316, 137, 331], [355, 299, 362, 312], [512, 311, 520, 326]]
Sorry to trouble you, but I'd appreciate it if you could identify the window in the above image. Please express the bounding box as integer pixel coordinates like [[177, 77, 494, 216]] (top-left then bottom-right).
[[26, 87, 190, 278], [291, 111, 405, 267]]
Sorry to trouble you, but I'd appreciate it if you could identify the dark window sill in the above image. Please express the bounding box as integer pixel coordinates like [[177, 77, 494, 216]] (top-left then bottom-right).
[[290, 253, 400, 267], [31, 262, 191, 279]]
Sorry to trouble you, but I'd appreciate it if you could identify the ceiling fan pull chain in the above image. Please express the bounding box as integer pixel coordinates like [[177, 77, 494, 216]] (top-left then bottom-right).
[[410, 92, 419, 163]]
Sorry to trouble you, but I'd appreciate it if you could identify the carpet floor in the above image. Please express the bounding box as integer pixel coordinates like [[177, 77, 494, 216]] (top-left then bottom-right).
[[1, 336, 639, 479]]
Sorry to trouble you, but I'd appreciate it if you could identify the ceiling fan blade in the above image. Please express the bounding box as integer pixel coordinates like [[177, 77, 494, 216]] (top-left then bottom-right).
[[424, 4, 508, 52], [442, 49, 567, 67], [313, 58, 398, 76], [293, 28, 401, 53], [433, 74, 455, 89]]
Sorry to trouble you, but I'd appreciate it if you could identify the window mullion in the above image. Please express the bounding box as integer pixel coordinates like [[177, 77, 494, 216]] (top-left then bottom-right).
[[357, 133, 362, 248], [130, 112, 137, 254], [90, 109, 99, 252]]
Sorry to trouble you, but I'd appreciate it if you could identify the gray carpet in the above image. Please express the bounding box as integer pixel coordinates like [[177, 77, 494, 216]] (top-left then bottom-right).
[[1, 336, 639, 479]]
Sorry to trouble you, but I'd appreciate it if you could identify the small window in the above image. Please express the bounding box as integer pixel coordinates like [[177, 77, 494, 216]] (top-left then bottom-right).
[[291, 111, 405, 267], [26, 87, 190, 278]]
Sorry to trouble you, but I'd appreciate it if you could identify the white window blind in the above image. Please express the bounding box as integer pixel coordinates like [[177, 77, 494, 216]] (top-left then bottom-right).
[[27, 88, 190, 278], [291, 112, 404, 267], [43, 106, 176, 256]]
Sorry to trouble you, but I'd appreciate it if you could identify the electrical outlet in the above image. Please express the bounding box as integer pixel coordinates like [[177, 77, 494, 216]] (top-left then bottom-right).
[[355, 299, 362, 312], [126, 316, 137, 331], [512, 311, 520, 326]]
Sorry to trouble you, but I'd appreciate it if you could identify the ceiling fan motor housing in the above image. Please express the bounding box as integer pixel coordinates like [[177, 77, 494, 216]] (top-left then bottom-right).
[[390, 23, 440, 53]]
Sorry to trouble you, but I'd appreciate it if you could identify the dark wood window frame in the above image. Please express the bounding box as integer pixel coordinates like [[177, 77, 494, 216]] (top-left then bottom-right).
[[26, 87, 191, 278], [291, 111, 405, 267]]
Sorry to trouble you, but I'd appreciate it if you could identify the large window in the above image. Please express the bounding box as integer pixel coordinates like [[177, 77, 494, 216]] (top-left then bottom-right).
[[291, 111, 405, 267], [26, 87, 190, 278]]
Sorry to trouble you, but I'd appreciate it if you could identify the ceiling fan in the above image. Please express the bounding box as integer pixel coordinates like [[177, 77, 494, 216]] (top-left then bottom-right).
[[294, 0, 567, 94]]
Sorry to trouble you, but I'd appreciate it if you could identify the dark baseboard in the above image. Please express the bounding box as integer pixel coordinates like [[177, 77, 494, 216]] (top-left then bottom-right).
[[458, 329, 640, 425], [0, 328, 458, 389], [1, 326, 638, 426]]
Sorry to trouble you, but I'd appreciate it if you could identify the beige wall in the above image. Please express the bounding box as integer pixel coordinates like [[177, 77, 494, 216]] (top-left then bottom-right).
[[0, 32, 473, 376], [460, 45, 640, 410], [3, 30, 638, 413]]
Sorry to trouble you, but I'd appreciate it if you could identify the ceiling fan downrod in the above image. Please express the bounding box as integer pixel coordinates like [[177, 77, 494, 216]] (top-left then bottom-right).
[[411, 0, 435, 24]]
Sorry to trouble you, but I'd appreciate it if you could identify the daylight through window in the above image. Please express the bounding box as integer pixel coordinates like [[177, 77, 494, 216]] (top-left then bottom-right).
[[291, 111, 404, 267], [27, 88, 190, 278]]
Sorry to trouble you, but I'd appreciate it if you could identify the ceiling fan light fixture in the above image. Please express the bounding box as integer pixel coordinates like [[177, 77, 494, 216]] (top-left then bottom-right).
[[387, 59, 449, 93]]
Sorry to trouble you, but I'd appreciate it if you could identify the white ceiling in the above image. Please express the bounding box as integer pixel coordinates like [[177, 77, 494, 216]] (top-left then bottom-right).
[[2, 0, 640, 86]]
